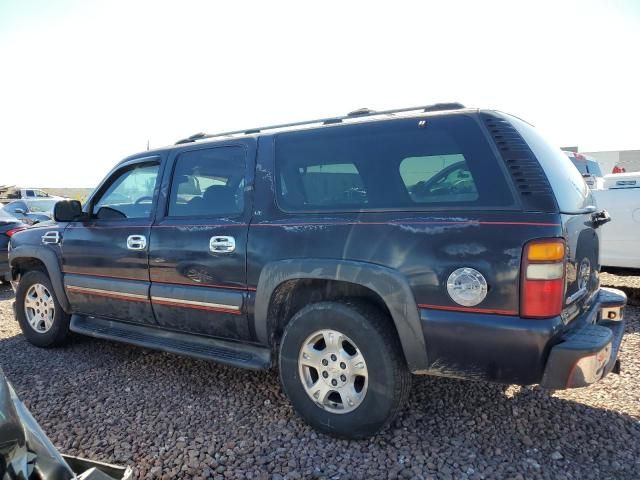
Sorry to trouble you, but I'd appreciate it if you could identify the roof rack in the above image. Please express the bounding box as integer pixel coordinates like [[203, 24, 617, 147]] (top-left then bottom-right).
[[174, 102, 466, 145]]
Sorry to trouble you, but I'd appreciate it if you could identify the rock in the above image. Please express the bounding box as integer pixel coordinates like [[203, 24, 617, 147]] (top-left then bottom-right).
[[550, 451, 563, 460]]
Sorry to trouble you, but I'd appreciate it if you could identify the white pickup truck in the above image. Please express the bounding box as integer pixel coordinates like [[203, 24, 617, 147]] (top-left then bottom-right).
[[0, 186, 66, 204], [592, 172, 640, 269], [565, 152, 640, 269]]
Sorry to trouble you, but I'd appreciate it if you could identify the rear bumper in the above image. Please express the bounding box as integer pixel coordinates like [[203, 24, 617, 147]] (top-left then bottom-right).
[[418, 287, 626, 387], [540, 288, 626, 389]]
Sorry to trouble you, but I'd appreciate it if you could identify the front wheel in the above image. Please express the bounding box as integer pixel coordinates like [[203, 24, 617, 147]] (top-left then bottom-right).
[[279, 301, 411, 439], [15, 270, 71, 347]]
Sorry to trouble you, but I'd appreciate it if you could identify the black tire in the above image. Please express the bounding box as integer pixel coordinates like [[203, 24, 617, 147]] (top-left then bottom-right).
[[279, 300, 411, 439], [15, 270, 71, 347]]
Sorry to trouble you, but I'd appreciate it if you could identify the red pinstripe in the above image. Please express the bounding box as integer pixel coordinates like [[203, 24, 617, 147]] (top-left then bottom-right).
[[417, 303, 518, 316], [63, 220, 560, 229]]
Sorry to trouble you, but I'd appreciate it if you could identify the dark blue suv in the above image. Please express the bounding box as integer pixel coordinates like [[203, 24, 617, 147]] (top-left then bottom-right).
[[8, 104, 626, 438]]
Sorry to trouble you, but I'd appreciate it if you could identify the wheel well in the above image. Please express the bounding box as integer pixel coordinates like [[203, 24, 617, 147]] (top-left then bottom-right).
[[268, 279, 396, 347], [11, 257, 48, 280]]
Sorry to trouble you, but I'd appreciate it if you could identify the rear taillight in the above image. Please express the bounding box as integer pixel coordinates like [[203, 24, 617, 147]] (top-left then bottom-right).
[[5, 227, 26, 237], [521, 239, 566, 318]]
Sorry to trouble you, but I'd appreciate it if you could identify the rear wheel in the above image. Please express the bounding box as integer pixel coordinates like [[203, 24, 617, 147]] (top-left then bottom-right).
[[279, 301, 411, 439], [15, 270, 71, 347]]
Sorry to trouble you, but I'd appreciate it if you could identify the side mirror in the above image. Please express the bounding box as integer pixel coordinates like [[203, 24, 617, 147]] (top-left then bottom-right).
[[54, 200, 84, 222]]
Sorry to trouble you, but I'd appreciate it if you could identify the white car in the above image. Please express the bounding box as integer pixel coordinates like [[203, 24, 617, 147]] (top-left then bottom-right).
[[592, 173, 640, 269]]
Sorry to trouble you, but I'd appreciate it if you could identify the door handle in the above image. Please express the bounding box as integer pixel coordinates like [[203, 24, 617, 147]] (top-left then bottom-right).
[[127, 235, 147, 250], [209, 236, 236, 253], [41, 231, 60, 245]]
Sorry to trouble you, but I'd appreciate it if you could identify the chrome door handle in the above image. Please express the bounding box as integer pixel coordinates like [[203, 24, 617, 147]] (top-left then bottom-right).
[[126, 235, 147, 250], [41, 231, 60, 245], [209, 236, 236, 253]]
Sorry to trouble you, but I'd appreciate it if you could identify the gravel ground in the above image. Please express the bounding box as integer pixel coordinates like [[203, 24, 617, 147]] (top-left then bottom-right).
[[1, 276, 639, 480]]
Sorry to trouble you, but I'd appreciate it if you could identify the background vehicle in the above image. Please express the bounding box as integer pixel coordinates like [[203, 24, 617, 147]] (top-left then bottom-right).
[[0, 185, 66, 204], [0, 209, 26, 283], [591, 172, 640, 269], [564, 151, 604, 188], [1, 200, 55, 225], [8, 104, 626, 438]]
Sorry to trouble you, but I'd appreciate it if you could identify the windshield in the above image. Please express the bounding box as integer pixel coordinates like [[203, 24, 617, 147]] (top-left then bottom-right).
[[570, 159, 603, 177], [25, 199, 58, 213], [0, 206, 19, 222], [585, 159, 603, 177]]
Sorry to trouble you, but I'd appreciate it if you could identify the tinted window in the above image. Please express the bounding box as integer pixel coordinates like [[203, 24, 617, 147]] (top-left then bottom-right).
[[507, 114, 593, 212], [93, 163, 159, 219], [168, 146, 245, 217], [400, 154, 478, 203], [296, 163, 367, 208], [275, 115, 512, 212]]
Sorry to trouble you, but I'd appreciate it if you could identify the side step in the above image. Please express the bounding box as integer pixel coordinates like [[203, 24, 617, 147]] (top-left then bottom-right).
[[70, 315, 271, 370]]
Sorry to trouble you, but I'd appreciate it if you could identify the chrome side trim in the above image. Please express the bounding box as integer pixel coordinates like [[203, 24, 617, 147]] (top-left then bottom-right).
[[151, 296, 241, 311], [66, 285, 148, 300]]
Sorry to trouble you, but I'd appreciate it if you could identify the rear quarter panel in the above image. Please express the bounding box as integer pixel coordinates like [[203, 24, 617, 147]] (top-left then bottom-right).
[[248, 133, 562, 331]]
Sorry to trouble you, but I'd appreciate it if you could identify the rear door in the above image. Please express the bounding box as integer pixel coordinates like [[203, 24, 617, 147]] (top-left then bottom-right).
[[149, 142, 254, 341], [62, 157, 161, 324]]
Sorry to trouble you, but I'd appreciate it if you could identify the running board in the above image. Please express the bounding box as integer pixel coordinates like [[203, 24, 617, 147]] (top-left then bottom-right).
[[70, 315, 271, 370]]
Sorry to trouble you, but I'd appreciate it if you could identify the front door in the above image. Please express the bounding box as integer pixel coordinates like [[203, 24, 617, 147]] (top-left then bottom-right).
[[62, 157, 161, 324], [149, 143, 252, 341]]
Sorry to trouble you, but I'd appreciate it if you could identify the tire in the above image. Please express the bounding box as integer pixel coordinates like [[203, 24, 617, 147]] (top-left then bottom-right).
[[15, 270, 71, 347], [279, 300, 411, 439]]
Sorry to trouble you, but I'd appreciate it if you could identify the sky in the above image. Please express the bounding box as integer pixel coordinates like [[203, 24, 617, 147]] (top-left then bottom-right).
[[0, 0, 639, 188]]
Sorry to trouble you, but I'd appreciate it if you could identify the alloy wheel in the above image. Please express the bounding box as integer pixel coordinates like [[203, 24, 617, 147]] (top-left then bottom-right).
[[24, 283, 55, 333], [298, 329, 368, 414]]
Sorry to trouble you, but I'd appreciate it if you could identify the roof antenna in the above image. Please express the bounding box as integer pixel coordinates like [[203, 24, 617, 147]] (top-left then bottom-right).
[[146, 139, 150, 151]]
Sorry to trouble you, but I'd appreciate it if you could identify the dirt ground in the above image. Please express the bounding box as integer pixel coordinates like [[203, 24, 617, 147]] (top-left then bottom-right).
[[1, 271, 639, 479]]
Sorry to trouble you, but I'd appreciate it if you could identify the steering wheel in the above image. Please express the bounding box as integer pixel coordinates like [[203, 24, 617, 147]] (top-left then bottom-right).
[[135, 196, 153, 205], [449, 179, 471, 194]]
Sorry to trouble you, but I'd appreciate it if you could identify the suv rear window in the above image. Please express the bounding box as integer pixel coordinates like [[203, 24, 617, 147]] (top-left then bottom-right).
[[506, 114, 593, 213], [275, 115, 513, 212]]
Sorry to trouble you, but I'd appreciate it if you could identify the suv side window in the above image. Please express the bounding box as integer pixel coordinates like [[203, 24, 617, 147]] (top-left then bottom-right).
[[400, 155, 478, 204], [297, 163, 367, 208], [275, 115, 513, 212], [167, 146, 245, 217], [92, 163, 160, 219]]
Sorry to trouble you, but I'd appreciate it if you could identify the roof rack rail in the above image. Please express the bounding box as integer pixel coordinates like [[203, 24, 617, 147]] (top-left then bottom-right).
[[423, 102, 465, 112], [174, 102, 466, 144]]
